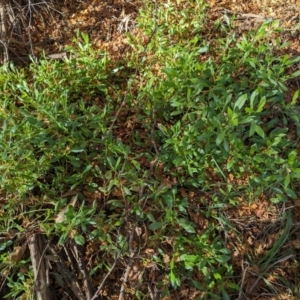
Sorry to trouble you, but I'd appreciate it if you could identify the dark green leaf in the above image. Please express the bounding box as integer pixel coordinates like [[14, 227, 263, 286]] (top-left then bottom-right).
[[216, 131, 225, 146], [234, 94, 247, 110], [149, 222, 163, 231], [177, 218, 195, 233], [74, 234, 85, 246]]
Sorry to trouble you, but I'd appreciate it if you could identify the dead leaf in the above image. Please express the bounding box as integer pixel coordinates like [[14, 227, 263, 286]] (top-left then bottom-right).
[[9, 245, 26, 263], [55, 194, 78, 223], [290, 240, 300, 249], [144, 248, 155, 255], [163, 254, 170, 264], [135, 227, 142, 236]]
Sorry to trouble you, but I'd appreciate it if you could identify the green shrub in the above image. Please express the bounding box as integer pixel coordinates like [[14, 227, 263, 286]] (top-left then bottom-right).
[[0, 35, 115, 200]]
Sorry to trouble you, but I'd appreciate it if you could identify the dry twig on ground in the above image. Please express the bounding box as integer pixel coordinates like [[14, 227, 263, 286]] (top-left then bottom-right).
[[28, 234, 53, 300]]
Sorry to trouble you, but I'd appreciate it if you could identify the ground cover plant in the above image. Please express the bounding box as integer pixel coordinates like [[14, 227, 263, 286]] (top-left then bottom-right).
[[0, 0, 300, 299]]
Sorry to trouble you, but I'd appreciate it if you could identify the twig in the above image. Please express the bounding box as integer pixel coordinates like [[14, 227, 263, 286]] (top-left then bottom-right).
[[151, 108, 160, 156], [35, 240, 50, 286], [238, 260, 249, 300], [147, 280, 157, 300], [117, 2, 159, 298], [0, 277, 7, 295], [28, 234, 52, 300], [63, 243, 77, 273], [116, 107, 159, 300], [117, 147, 158, 300], [49, 245, 85, 300], [214, 7, 269, 20], [248, 254, 295, 294], [104, 92, 127, 139], [117, 153, 159, 300], [119, 122, 159, 300], [90, 253, 119, 300], [118, 227, 136, 300], [0, 0, 9, 64], [70, 240, 92, 300]]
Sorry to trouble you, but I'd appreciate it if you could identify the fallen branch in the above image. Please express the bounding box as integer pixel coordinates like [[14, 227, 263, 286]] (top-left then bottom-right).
[[214, 7, 269, 20], [28, 234, 52, 300], [9, 52, 68, 63], [49, 245, 85, 300], [0, 0, 9, 64]]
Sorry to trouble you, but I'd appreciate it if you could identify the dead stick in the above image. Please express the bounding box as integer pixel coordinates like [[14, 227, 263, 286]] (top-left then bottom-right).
[[28, 234, 52, 300], [90, 253, 119, 300], [215, 7, 268, 20], [71, 241, 93, 300], [118, 228, 136, 300]]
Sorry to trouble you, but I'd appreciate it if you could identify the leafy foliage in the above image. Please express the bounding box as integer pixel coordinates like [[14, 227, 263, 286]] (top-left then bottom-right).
[[0, 1, 300, 299]]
